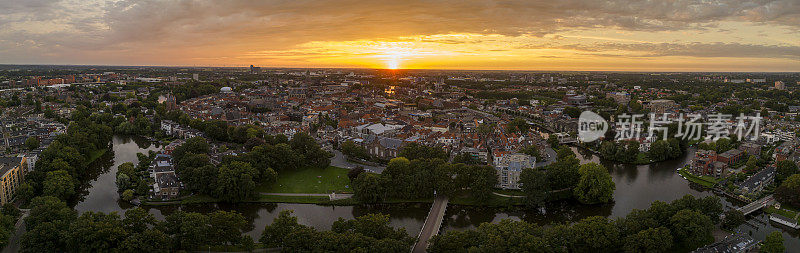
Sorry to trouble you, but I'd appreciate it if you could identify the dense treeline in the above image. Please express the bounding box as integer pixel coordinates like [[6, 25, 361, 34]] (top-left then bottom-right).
[[260, 210, 414, 252], [428, 194, 724, 252], [0, 205, 21, 249], [353, 157, 498, 203], [20, 107, 114, 204], [21, 196, 253, 252], [172, 132, 331, 202], [352, 144, 497, 202], [520, 147, 615, 206]]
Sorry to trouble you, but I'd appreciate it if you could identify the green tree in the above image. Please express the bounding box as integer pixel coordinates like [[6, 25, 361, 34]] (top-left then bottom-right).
[[546, 146, 581, 190], [648, 140, 670, 161], [520, 168, 549, 208], [547, 134, 560, 148], [353, 173, 385, 203], [573, 163, 616, 204], [260, 210, 311, 248], [721, 209, 745, 230], [745, 155, 759, 173], [347, 167, 365, 182], [21, 196, 77, 252], [623, 227, 673, 253], [399, 143, 447, 160], [208, 211, 247, 246], [121, 189, 135, 201], [761, 231, 785, 253], [172, 137, 210, 160], [341, 140, 370, 161], [520, 145, 542, 161], [776, 160, 798, 185], [468, 165, 498, 202], [452, 153, 481, 165], [117, 162, 136, 178], [564, 106, 581, 118], [116, 173, 131, 190], [600, 141, 617, 159], [65, 212, 127, 251], [669, 209, 714, 250], [290, 132, 331, 169], [571, 216, 620, 252], [24, 136, 39, 150], [42, 170, 75, 201], [215, 161, 259, 202], [507, 118, 529, 133], [776, 174, 800, 208]]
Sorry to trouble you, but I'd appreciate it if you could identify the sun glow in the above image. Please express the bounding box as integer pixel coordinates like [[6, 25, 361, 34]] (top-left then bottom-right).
[[386, 58, 400, 69]]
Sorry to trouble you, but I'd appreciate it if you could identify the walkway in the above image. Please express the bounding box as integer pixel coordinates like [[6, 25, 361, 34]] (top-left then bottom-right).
[[737, 195, 774, 216], [260, 192, 353, 200], [330, 150, 386, 174], [2, 209, 30, 253], [412, 195, 449, 253]]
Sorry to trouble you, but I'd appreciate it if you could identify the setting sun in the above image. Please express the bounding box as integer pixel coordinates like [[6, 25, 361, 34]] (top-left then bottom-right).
[[386, 58, 400, 69]]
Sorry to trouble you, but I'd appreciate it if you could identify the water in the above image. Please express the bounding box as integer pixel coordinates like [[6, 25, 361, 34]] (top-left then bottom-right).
[[75, 136, 799, 247], [74, 135, 429, 238]]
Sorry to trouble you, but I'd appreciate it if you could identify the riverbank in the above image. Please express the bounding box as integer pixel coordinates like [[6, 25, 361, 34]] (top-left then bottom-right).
[[142, 188, 575, 208], [84, 148, 108, 165], [765, 206, 800, 222], [678, 166, 720, 188]]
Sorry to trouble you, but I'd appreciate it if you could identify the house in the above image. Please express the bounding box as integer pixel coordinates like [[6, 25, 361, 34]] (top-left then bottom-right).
[[643, 99, 677, 114], [0, 156, 26, 205], [738, 166, 776, 195], [738, 142, 761, 156], [148, 154, 183, 199], [717, 149, 744, 167], [365, 136, 405, 159], [691, 149, 717, 176], [153, 172, 182, 199], [493, 152, 535, 189]]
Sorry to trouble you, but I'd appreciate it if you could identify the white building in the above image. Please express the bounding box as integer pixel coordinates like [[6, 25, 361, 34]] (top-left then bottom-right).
[[493, 152, 536, 189]]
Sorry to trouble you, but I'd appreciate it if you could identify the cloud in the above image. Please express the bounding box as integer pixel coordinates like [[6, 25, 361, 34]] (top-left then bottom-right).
[[0, 0, 799, 67], [557, 42, 800, 59]]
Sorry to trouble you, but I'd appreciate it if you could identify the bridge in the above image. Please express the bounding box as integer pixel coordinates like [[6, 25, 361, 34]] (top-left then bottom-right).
[[412, 195, 449, 253], [737, 195, 774, 216]]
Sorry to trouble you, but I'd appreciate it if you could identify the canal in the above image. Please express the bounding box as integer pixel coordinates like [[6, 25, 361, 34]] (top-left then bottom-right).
[[74, 136, 799, 247]]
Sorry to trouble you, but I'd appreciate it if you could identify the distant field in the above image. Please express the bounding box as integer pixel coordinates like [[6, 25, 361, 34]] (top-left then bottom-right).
[[258, 166, 351, 194]]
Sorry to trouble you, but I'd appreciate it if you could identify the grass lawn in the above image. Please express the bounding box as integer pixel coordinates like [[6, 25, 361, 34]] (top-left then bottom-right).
[[635, 153, 651, 164], [257, 166, 351, 194], [257, 195, 330, 204], [766, 206, 799, 220], [678, 166, 719, 188], [494, 189, 526, 196], [85, 149, 108, 165]]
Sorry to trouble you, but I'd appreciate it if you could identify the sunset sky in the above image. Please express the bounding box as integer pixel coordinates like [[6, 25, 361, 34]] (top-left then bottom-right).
[[1, 0, 799, 71]]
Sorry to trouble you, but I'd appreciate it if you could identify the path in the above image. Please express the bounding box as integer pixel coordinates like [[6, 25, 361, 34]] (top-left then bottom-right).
[[330, 150, 386, 174], [2, 209, 30, 253], [412, 195, 449, 253], [260, 192, 353, 200]]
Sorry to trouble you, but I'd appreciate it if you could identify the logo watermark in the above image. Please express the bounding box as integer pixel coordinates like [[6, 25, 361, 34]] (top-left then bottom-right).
[[578, 112, 762, 143], [578, 111, 608, 142]]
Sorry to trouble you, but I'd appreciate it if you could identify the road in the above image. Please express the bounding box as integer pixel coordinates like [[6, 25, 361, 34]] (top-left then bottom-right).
[[412, 195, 449, 253], [536, 147, 557, 167], [2, 209, 29, 253], [330, 150, 386, 173]]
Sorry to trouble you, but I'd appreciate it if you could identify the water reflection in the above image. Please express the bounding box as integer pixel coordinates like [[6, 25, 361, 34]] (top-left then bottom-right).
[[76, 136, 799, 247]]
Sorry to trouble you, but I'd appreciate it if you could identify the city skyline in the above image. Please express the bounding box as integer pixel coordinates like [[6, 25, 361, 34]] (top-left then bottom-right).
[[1, 0, 800, 71]]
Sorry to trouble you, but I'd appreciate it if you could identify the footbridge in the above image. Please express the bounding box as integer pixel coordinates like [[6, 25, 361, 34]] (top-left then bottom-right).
[[737, 195, 774, 216], [412, 195, 449, 253]]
